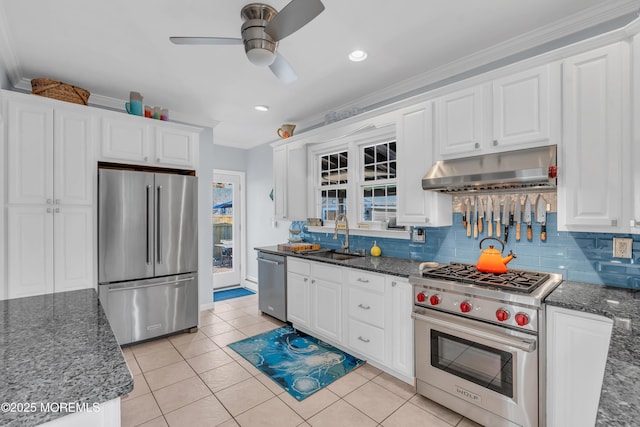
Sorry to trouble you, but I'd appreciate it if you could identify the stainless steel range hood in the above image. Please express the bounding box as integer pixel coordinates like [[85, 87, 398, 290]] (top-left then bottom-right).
[[422, 145, 557, 193]]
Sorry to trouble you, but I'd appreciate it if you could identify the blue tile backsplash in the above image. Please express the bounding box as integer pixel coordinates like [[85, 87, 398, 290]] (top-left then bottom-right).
[[294, 213, 640, 289]]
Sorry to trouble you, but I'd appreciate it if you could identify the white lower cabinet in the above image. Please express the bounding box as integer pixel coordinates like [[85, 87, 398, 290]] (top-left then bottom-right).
[[546, 305, 613, 427], [285, 257, 415, 384], [388, 277, 414, 380]]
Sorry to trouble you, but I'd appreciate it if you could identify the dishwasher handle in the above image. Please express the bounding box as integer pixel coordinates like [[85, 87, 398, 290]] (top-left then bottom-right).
[[257, 257, 284, 266]]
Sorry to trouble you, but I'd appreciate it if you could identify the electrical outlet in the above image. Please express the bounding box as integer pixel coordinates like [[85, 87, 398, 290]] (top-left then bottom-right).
[[613, 237, 633, 259], [412, 228, 426, 243]]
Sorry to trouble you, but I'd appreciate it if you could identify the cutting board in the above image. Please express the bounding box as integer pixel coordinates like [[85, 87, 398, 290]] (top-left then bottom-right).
[[277, 243, 321, 252]]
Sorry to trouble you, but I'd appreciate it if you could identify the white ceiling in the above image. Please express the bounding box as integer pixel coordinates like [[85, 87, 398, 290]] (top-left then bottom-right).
[[1, 0, 639, 150]]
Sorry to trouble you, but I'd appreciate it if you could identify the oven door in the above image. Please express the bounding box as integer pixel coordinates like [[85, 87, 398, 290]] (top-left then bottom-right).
[[413, 308, 538, 427]]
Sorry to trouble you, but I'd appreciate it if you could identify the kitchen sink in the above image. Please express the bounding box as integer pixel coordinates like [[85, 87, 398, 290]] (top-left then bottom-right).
[[303, 249, 364, 261]]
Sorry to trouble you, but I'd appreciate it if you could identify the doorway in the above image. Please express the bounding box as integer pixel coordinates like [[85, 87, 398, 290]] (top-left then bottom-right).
[[212, 170, 243, 289]]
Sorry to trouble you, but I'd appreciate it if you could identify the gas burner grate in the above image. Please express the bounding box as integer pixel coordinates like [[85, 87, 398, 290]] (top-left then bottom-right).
[[422, 262, 550, 293]]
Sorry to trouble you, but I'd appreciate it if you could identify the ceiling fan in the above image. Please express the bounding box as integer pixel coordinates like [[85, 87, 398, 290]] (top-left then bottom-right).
[[170, 0, 325, 84]]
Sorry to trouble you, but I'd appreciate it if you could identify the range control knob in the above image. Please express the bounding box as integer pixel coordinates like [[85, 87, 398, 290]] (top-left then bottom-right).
[[417, 292, 426, 303], [460, 301, 472, 313], [515, 312, 530, 327], [429, 295, 441, 306], [495, 309, 510, 322]]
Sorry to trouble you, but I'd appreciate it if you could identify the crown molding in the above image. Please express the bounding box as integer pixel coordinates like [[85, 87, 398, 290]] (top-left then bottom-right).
[[298, 1, 640, 131]]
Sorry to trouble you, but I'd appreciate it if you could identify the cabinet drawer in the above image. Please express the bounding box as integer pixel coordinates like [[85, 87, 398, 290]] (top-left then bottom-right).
[[288, 258, 310, 276], [346, 269, 385, 293], [348, 319, 385, 362], [311, 262, 342, 283], [348, 287, 385, 328]]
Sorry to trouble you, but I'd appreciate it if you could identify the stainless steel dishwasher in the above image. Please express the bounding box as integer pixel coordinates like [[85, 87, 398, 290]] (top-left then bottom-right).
[[257, 252, 287, 322]]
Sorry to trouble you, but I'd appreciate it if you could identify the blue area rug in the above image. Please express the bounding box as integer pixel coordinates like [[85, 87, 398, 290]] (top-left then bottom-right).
[[213, 287, 255, 302], [228, 326, 366, 401]]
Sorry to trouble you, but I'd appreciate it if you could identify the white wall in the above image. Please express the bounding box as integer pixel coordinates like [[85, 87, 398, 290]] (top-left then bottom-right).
[[213, 144, 247, 170], [245, 143, 289, 282], [198, 127, 214, 309]]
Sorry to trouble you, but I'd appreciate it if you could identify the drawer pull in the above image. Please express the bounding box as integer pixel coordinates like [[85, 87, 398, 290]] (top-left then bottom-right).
[[357, 278, 370, 283], [357, 336, 370, 343], [358, 304, 371, 310]]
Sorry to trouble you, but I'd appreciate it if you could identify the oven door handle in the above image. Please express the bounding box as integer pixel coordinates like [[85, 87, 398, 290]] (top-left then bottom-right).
[[412, 311, 537, 353]]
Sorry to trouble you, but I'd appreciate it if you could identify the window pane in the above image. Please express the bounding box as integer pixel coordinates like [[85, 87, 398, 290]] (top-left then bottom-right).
[[376, 144, 387, 163], [376, 164, 387, 180], [389, 161, 397, 179], [364, 146, 375, 165], [329, 154, 338, 170], [322, 156, 329, 171], [389, 142, 397, 161]]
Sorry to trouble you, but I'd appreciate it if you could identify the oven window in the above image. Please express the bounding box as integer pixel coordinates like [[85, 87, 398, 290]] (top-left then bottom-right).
[[431, 330, 513, 398]]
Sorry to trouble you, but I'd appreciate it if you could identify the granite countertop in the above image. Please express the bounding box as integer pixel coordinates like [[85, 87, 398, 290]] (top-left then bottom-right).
[[256, 245, 426, 278], [0, 289, 134, 427], [545, 281, 640, 427]]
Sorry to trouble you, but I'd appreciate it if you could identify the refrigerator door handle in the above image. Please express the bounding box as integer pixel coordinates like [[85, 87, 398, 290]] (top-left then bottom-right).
[[146, 184, 152, 265], [157, 185, 163, 264], [107, 277, 194, 292]]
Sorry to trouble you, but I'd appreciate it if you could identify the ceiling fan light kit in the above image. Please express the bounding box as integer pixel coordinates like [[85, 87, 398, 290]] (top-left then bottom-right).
[[170, 0, 324, 82]]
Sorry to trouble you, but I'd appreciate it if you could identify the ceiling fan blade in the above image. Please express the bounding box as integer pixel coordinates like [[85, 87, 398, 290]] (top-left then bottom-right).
[[265, 0, 325, 41], [269, 53, 298, 84], [169, 37, 243, 45]]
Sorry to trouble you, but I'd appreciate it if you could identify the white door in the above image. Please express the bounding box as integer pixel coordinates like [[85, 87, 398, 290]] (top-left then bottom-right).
[[212, 171, 243, 289]]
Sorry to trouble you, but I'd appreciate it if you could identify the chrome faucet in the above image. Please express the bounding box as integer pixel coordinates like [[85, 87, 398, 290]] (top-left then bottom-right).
[[333, 213, 349, 251]]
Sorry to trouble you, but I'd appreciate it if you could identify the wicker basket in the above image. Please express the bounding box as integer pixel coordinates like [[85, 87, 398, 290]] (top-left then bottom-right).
[[31, 78, 90, 105]]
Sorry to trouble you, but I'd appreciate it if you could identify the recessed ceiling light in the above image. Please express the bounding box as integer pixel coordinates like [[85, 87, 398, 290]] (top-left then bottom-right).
[[349, 50, 368, 62], [254, 105, 269, 112]]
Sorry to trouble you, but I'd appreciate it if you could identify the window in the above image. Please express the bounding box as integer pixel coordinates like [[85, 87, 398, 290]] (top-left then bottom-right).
[[318, 150, 348, 221], [360, 141, 397, 222]]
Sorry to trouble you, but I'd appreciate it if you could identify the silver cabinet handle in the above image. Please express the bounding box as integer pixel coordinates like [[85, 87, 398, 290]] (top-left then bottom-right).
[[144, 156, 148, 161], [156, 185, 162, 264], [55, 199, 60, 204], [493, 140, 498, 146], [304, 278, 308, 282], [357, 278, 369, 283], [611, 220, 618, 226], [358, 303, 371, 310], [55, 208, 60, 213], [46, 199, 52, 205], [474, 142, 480, 149], [392, 281, 397, 287], [311, 279, 316, 284], [46, 208, 52, 213], [357, 336, 370, 343]]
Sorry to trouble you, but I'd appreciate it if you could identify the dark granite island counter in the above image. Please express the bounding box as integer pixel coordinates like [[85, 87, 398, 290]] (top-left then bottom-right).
[[545, 281, 640, 427], [0, 289, 133, 427]]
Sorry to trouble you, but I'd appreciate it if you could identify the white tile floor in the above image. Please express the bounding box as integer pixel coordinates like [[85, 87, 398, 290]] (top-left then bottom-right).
[[120, 293, 483, 427]]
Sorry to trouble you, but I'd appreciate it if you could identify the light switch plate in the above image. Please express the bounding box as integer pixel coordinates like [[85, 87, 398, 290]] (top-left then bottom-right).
[[613, 237, 633, 259], [412, 228, 426, 243]]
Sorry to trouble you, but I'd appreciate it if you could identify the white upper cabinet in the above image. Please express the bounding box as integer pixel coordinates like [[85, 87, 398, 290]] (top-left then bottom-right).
[[273, 143, 307, 220], [435, 85, 486, 158], [492, 64, 558, 150], [100, 113, 199, 169], [7, 99, 54, 205], [558, 42, 627, 232], [395, 102, 452, 226], [434, 64, 558, 159]]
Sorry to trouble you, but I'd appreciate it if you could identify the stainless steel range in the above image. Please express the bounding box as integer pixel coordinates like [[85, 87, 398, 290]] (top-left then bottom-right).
[[409, 262, 562, 427]]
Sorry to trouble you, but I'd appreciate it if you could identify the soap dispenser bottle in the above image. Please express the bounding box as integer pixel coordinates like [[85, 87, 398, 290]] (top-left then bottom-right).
[[370, 240, 381, 257]]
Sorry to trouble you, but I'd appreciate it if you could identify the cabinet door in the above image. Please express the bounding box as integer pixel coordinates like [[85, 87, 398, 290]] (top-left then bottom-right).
[[273, 146, 287, 219], [101, 116, 150, 163], [492, 64, 553, 149], [435, 86, 485, 158], [312, 277, 342, 342], [558, 43, 625, 231], [396, 103, 452, 226], [54, 206, 94, 292], [286, 271, 310, 327], [286, 145, 307, 220], [7, 99, 54, 205], [389, 278, 414, 378], [546, 306, 613, 427], [54, 109, 94, 205], [155, 126, 197, 168], [7, 206, 54, 298]]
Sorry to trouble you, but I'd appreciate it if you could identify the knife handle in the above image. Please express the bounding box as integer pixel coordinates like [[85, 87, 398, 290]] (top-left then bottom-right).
[[516, 223, 521, 241], [473, 219, 478, 238], [487, 219, 493, 237], [496, 219, 501, 237], [527, 224, 533, 241], [467, 220, 471, 237], [478, 218, 483, 234], [541, 224, 547, 241]]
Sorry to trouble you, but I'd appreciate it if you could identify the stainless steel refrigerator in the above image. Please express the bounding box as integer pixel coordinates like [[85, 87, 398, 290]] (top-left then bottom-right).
[[98, 168, 198, 345]]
